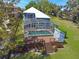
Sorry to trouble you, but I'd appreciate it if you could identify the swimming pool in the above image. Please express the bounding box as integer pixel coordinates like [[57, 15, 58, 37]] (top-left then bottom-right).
[[28, 31, 53, 36]]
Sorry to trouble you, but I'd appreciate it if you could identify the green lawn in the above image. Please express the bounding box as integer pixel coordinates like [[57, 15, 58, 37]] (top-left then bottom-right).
[[13, 17, 79, 59], [50, 17, 79, 59]]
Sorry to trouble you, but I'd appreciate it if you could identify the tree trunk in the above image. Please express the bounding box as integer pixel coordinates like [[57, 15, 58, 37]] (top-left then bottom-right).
[[6, 50, 12, 59]]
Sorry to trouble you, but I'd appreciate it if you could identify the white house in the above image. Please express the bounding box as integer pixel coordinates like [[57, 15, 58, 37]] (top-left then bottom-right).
[[23, 7, 52, 31], [23, 7, 65, 42]]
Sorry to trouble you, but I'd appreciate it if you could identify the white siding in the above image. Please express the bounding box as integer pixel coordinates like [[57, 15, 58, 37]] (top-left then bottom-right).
[[54, 28, 65, 42]]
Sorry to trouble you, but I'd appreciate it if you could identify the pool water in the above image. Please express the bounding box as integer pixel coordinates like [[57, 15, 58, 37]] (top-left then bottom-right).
[[28, 31, 52, 36]]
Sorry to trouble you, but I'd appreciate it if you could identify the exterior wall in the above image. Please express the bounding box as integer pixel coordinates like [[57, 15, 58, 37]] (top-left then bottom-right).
[[37, 18, 52, 29], [54, 28, 65, 42], [24, 13, 52, 31]]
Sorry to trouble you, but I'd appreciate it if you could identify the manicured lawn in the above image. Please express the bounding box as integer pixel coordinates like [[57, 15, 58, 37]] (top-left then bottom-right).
[[13, 17, 79, 59], [50, 17, 79, 59]]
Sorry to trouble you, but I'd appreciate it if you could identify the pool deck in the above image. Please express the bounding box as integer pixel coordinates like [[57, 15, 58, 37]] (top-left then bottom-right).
[[25, 29, 54, 37], [37, 36, 55, 43]]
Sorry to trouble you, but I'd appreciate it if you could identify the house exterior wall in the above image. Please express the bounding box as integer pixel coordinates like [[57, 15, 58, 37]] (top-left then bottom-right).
[[54, 28, 65, 42], [24, 13, 52, 31]]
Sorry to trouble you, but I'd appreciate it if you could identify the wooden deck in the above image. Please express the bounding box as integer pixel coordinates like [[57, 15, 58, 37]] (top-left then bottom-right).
[[25, 36, 63, 53]]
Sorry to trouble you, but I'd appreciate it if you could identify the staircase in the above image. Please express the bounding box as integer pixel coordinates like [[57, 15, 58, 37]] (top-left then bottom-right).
[[45, 43, 53, 53]]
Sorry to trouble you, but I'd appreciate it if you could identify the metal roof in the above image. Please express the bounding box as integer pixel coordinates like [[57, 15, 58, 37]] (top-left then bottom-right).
[[23, 7, 50, 18]]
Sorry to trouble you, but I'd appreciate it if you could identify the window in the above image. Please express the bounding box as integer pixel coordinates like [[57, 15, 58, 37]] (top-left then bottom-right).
[[31, 23, 36, 28], [25, 13, 35, 19]]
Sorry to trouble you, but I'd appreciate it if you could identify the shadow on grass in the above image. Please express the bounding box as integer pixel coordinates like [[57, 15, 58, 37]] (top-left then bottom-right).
[[63, 40, 67, 45]]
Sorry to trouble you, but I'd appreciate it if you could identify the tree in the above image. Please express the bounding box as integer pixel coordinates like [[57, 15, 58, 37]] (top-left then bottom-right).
[[60, 0, 79, 25], [67, 0, 78, 8], [2, 0, 20, 4], [77, 0, 79, 4], [26, 0, 37, 9], [26, 0, 60, 15], [0, 1, 23, 58]]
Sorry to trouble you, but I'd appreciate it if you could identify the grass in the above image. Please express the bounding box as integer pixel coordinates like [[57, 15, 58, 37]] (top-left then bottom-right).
[[50, 17, 79, 59], [13, 16, 79, 59]]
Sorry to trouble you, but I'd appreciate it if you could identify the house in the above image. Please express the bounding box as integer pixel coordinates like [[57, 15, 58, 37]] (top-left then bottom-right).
[[23, 7, 65, 53], [23, 7, 52, 31]]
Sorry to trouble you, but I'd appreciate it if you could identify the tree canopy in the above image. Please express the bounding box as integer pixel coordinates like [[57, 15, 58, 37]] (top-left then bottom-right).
[[0, 0, 20, 4], [26, 0, 60, 15], [0, 1, 23, 58]]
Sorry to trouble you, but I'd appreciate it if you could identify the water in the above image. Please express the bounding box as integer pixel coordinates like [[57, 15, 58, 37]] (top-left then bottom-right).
[[28, 31, 52, 36]]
